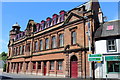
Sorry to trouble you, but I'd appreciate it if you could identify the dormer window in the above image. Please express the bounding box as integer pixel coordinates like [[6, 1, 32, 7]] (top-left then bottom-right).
[[41, 20, 45, 30], [59, 10, 65, 22], [52, 14, 58, 25], [46, 17, 51, 28], [17, 34, 20, 40], [39, 24, 42, 31], [16, 35, 18, 40], [36, 23, 40, 32], [21, 32, 23, 37], [19, 33, 21, 38], [23, 31, 25, 37]]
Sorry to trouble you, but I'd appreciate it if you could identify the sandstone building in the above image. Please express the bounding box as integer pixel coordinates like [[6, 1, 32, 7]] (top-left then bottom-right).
[[7, 0, 103, 78]]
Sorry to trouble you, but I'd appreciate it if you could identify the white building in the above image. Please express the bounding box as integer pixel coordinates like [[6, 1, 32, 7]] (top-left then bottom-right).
[[94, 20, 120, 79]]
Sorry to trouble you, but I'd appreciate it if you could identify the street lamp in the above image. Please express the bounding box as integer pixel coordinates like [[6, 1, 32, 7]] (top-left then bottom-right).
[[84, 16, 92, 80]]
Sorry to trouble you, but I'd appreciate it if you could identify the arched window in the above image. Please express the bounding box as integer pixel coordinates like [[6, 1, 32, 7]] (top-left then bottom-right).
[[40, 40, 43, 50], [20, 46, 22, 55], [45, 38, 49, 49], [71, 31, 76, 45], [52, 36, 56, 48], [35, 41, 38, 51], [59, 34, 64, 47], [22, 45, 24, 55]]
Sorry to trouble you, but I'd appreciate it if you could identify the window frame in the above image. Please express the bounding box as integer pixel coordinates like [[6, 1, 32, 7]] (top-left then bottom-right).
[[45, 38, 49, 50], [52, 36, 56, 48], [58, 61, 63, 71], [22, 45, 24, 55], [71, 31, 77, 45], [107, 39, 117, 52], [50, 61, 54, 70], [107, 61, 120, 73], [16, 47, 18, 55], [39, 40, 43, 51], [20, 46, 22, 55], [34, 41, 38, 51], [59, 34, 64, 47]]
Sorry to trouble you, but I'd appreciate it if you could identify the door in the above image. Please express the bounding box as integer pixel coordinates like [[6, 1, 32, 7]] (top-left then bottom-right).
[[70, 55, 78, 78], [17, 63, 19, 73], [43, 62, 46, 76], [71, 61, 78, 78]]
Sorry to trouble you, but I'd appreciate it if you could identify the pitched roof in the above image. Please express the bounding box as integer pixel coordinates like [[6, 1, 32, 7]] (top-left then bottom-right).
[[95, 20, 120, 39]]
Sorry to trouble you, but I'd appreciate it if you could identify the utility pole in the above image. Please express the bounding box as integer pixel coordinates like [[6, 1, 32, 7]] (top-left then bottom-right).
[[84, 16, 92, 80]]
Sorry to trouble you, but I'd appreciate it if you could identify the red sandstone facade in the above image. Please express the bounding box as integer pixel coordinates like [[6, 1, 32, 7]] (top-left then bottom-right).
[[7, 0, 103, 78]]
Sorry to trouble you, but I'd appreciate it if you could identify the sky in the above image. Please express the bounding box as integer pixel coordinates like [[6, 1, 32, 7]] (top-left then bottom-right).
[[0, 1, 119, 53]]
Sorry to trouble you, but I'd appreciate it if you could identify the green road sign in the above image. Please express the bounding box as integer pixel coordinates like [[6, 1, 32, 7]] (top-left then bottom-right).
[[88, 54, 103, 61]]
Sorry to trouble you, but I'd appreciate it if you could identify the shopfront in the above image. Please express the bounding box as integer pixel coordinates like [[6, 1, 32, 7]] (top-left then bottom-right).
[[104, 55, 120, 79]]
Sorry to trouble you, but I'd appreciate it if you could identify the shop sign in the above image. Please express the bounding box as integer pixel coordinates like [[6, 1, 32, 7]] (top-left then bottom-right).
[[105, 56, 120, 61], [88, 54, 103, 61]]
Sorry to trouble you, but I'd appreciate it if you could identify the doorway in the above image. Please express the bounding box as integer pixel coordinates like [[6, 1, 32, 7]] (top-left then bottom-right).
[[70, 55, 78, 78], [43, 62, 46, 76], [17, 63, 19, 73]]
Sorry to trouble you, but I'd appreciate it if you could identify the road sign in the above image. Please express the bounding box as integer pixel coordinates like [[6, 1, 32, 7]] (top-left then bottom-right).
[[88, 54, 103, 61]]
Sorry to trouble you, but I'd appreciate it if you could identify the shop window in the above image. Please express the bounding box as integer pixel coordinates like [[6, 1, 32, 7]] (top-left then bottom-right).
[[38, 62, 41, 69], [50, 61, 54, 70], [40, 40, 43, 50], [107, 39, 116, 52], [59, 34, 64, 47], [58, 61, 63, 70], [107, 61, 120, 73], [71, 31, 76, 45], [45, 38, 49, 49], [52, 36, 56, 48]]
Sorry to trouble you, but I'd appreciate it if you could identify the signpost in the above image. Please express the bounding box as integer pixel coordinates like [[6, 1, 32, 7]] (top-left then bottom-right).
[[88, 54, 103, 61]]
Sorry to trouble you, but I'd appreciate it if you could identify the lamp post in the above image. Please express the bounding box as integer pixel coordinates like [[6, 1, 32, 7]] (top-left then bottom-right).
[[84, 16, 92, 80]]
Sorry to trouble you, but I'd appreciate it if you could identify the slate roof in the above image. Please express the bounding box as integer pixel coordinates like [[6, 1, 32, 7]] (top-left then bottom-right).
[[95, 20, 120, 39]]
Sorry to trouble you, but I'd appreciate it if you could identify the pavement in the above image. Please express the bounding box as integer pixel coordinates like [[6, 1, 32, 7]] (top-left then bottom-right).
[[0, 72, 75, 80], [0, 72, 120, 80]]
